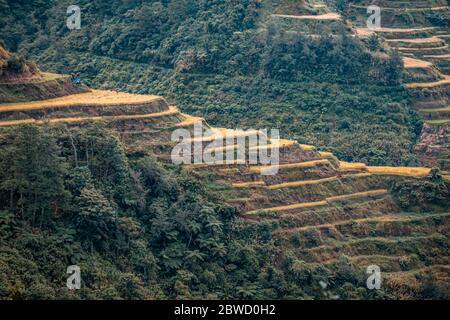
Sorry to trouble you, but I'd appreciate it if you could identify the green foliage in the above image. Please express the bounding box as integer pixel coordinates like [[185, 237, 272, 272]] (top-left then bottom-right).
[[0, 125, 69, 226], [0, 0, 419, 165], [0, 123, 275, 299], [390, 177, 450, 211], [367, 34, 381, 52], [0, 0, 445, 300], [2, 123, 423, 299], [75, 186, 117, 252]]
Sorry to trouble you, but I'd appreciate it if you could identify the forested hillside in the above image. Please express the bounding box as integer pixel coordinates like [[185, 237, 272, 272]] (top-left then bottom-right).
[[0, 0, 449, 300], [0, 124, 273, 299], [0, 123, 447, 299], [0, 0, 422, 165]]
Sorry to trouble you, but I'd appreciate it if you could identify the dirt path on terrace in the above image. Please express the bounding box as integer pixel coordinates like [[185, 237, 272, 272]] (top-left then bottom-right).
[[271, 13, 341, 20]]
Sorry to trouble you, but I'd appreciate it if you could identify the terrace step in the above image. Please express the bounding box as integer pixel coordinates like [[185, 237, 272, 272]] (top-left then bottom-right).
[[384, 264, 450, 275], [366, 166, 431, 177], [275, 212, 450, 246], [244, 189, 388, 214], [0, 89, 164, 111], [387, 36, 444, 45], [419, 105, 450, 119], [403, 57, 433, 68], [349, 4, 449, 12], [355, 27, 436, 38], [338, 161, 368, 171], [232, 173, 371, 190], [295, 234, 449, 263], [248, 159, 332, 174], [406, 75, 450, 88], [175, 113, 204, 127], [253, 197, 396, 226], [0, 105, 179, 127], [424, 53, 450, 59], [349, 1, 447, 9], [398, 45, 449, 52], [320, 255, 448, 274], [425, 118, 450, 125]]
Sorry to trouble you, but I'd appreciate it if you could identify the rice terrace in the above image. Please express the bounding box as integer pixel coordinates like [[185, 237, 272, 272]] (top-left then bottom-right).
[[0, 0, 448, 305]]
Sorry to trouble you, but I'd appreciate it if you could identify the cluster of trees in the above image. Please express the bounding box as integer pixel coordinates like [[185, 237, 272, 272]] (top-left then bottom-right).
[[390, 169, 450, 211], [259, 27, 402, 85], [1, 0, 402, 84]]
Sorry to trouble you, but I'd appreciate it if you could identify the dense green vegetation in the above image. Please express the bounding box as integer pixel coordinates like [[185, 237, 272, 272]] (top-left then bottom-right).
[[390, 169, 450, 212], [0, 0, 400, 84], [0, 124, 447, 299], [1, 0, 448, 300], [0, 0, 422, 165], [0, 124, 265, 299]]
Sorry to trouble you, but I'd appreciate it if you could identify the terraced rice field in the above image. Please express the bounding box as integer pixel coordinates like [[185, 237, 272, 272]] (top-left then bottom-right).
[[176, 114, 203, 127], [338, 161, 367, 170], [250, 159, 330, 172], [349, 4, 449, 12], [1, 0, 449, 295], [246, 200, 328, 214], [231, 181, 265, 188], [348, 1, 450, 169], [403, 57, 433, 68], [294, 234, 447, 263], [387, 36, 444, 44], [0, 105, 179, 126], [228, 3, 450, 294], [245, 189, 388, 214], [355, 27, 436, 37], [426, 118, 450, 125], [399, 45, 449, 52], [298, 144, 316, 150], [275, 212, 450, 241], [367, 166, 431, 177], [267, 176, 339, 189], [0, 72, 66, 85], [419, 105, 450, 113], [186, 128, 262, 143], [0, 89, 162, 111], [249, 138, 297, 151]]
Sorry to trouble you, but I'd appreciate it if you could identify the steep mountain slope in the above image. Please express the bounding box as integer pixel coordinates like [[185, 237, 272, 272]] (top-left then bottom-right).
[[0, 2, 449, 299], [0, 0, 423, 166], [345, 0, 450, 171], [0, 45, 448, 298]]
